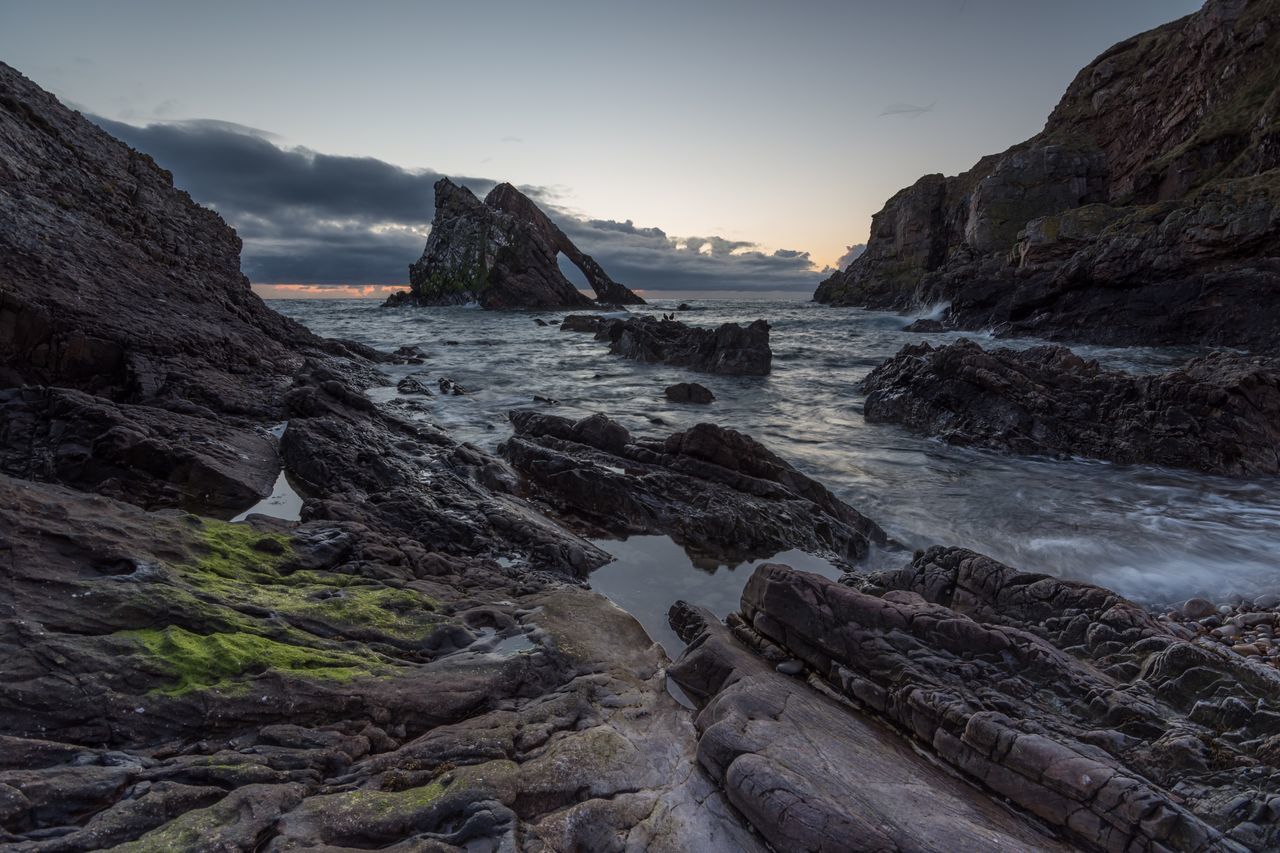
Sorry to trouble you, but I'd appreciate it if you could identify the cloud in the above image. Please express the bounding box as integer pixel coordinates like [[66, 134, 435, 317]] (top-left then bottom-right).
[[92, 115, 824, 293], [835, 243, 866, 269]]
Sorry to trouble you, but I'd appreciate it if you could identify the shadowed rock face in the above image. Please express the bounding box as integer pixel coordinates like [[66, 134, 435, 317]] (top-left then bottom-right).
[[562, 313, 773, 375], [816, 0, 1280, 351], [0, 63, 774, 852], [861, 339, 1280, 475], [670, 549, 1280, 851], [389, 178, 645, 310], [500, 411, 887, 562]]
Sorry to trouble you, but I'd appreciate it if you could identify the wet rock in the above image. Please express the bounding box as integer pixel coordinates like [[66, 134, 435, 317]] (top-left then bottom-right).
[[1184, 597, 1218, 620], [676, 303, 692, 311], [390, 345, 427, 365], [391, 179, 644, 310], [500, 410, 887, 562], [593, 315, 772, 376], [666, 602, 1077, 852], [395, 375, 434, 395], [862, 339, 1280, 475], [706, 549, 1280, 850], [558, 314, 607, 333], [903, 317, 946, 332], [436, 377, 471, 396], [0, 386, 278, 513], [664, 382, 715, 404]]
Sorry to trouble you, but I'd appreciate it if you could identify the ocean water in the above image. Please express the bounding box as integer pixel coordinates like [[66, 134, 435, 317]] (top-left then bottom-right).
[[270, 297, 1280, 612]]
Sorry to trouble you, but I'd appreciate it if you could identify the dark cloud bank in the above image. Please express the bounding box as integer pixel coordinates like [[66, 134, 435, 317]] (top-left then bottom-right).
[[94, 116, 830, 294]]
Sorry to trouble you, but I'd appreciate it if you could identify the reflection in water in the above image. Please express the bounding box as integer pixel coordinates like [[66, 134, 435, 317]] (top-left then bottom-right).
[[231, 470, 305, 523], [272, 297, 1280, 604], [588, 534, 843, 657]]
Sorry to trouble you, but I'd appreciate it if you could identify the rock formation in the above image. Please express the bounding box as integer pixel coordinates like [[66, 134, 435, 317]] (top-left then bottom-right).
[[0, 63, 762, 851], [562, 314, 773, 375], [670, 548, 1280, 850], [862, 339, 1280, 475], [816, 0, 1280, 350], [500, 411, 887, 562], [386, 178, 645, 309], [665, 381, 715, 404]]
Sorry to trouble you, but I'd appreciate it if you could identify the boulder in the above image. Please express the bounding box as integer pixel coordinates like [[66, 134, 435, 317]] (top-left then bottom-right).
[[861, 339, 1280, 475], [665, 382, 715, 404], [593, 316, 772, 376], [500, 411, 886, 562]]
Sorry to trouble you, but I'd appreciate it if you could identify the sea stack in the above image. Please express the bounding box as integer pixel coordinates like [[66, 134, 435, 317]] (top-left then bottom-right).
[[386, 178, 645, 310]]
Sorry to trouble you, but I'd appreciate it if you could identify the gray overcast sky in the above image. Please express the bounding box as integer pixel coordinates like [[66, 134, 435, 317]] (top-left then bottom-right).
[[1, 0, 1201, 290]]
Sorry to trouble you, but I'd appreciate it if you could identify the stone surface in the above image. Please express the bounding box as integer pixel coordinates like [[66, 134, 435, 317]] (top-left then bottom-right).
[[685, 549, 1280, 851], [667, 602, 1077, 852], [861, 338, 1280, 475], [500, 411, 887, 562], [815, 0, 1280, 351], [665, 382, 716, 404], [567, 315, 773, 376], [388, 178, 644, 309]]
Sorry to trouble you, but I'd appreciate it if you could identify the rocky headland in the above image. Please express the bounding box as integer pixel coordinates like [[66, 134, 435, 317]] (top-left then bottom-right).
[[4, 4, 1280, 847], [815, 0, 1280, 351], [861, 339, 1280, 475], [385, 179, 645, 310], [560, 314, 773, 375]]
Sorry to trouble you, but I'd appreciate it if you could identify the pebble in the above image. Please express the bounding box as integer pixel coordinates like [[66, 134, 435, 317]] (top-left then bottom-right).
[[1233, 644, 1262, 657]]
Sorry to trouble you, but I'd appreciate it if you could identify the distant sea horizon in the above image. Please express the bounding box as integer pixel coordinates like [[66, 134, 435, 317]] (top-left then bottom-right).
[[251, 284, 816, 301]]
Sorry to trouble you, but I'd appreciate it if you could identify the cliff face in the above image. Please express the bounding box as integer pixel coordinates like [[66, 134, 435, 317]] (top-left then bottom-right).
[[390, 178, 644, 310], [0, 62, 324, 414], [816, 0, 1280, 350]]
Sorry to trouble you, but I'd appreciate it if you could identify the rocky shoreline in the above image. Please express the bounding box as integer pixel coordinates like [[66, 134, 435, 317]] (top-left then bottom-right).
[[4, 10, 1280, 850], [814, 0, 1280, 352]]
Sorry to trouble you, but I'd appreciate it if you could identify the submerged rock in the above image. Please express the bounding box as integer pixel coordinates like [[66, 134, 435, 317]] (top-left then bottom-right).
[[815, 1, 1280, 351], [500, 411, 886, 562], [861, 339, 1280, 475], [390, 178, 644, 310]]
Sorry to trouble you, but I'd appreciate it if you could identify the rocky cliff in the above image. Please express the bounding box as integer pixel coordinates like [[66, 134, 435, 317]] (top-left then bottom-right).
[[387, 178, 645, 310], [816, 0, 1280, 350]]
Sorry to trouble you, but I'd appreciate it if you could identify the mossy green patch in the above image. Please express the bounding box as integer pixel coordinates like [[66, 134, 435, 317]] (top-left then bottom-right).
[[122, 625, 382, 696]]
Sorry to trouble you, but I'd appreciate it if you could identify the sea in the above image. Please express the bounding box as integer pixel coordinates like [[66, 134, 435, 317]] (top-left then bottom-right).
[[269, 297, 1280, 654]]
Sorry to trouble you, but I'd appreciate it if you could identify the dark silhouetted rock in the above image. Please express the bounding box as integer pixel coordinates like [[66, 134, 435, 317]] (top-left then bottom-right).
[[816, 1, 1280, 351], [594, 316, 772, 375], [665, 382, 715, 404], [862, 339, 1280, 475], [500, 411, 886, 562], [395, 375, 434, 395], [390, 179, 644, 310], [558, 313, 607, 333]]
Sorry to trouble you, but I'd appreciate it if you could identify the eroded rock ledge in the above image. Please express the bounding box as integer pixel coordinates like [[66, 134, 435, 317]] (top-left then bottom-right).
[[561, 314, 773, 375], [670, 548, 1280, 851], [500, 410, 886, 562], [861, 339, 1280, 475]]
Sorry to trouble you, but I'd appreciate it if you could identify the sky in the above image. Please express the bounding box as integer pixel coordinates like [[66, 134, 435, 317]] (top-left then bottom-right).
[[1, 0, 1201, 297]]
